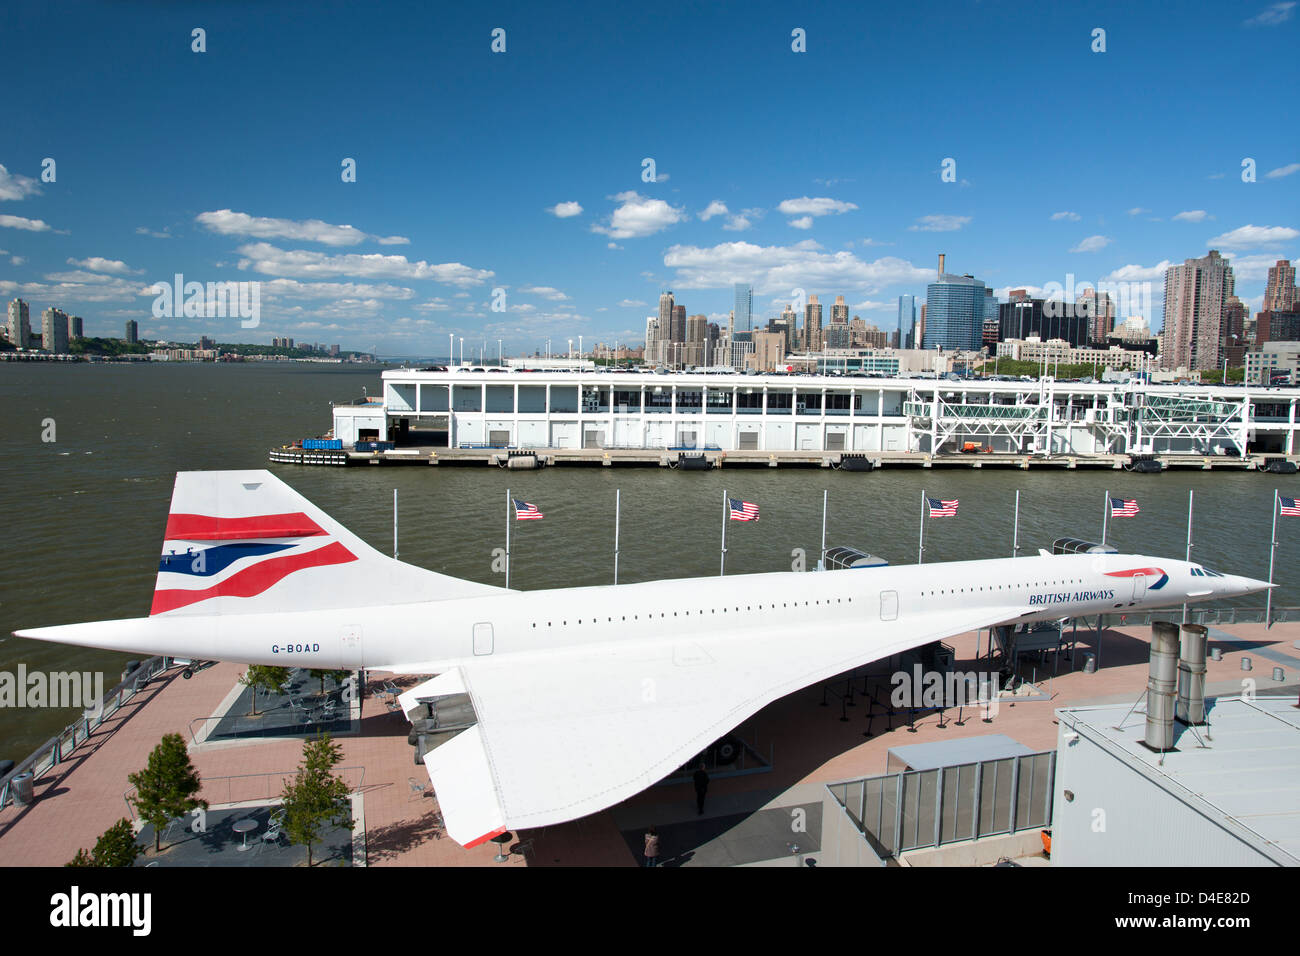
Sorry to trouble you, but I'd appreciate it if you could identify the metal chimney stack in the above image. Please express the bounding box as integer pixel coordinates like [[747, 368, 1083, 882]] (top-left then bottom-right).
[[938, 253, 946, 277], [1175, 623, 1208, 725], [1145, 622, 1180, 750]]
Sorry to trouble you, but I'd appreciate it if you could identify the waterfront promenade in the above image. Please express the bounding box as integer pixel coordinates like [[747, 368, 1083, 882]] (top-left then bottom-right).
[[1, 618, 1295, 867]]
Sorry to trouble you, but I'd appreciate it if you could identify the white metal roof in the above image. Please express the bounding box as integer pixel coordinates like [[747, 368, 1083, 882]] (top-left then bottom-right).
[[1057, 696, 1300, 865]]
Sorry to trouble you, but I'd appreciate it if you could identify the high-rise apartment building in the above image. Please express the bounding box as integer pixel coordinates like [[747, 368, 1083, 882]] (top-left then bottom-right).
[[1162, 250, 1234, 371], [804, 295, 823, 352], [656, 292, 674, 365], [686, 313, 708, 367], [830, 295, 849, 328], [125, 319, 139, 344], [6, 298, 31, 349], [42, 308, 69, 353], [1077, 289, 1116, 343], [1264, 260, 1296, 313], [69, 315, 84, 340]]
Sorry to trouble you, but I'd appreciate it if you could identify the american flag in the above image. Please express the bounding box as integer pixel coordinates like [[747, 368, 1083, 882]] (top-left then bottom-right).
[[513, 498, 544, 520], [728, 498, 760, 521], [927, 497, 959, 517], [1110, 497, 1140, 517], [1281, 496, 1300, 517]]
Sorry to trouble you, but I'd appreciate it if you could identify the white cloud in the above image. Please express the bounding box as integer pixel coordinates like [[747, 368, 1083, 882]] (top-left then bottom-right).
[[196, 209, 409, 246], [908, 215, 971, 232], [1207, 224, 1299, 247], [788, 216, 814, 230], [1220, 253, 1291, 281], [258, 278, 415, 300], [858, 238, 894, 247], [519, 285, 569, 300], [777, 197, 858, 218], [618, 299, 647, 307], [0, 165, 41, 201], [1071, 235, 1112, 253], [993, 284, 1048, 299], [1050, 211, 1081, 222], [1102, 261, 1174, 282], [10, 256, 24, 266], [591, 191, 686, 239], [136, 226, 172, 239], [547, 201, 583, 218], [699, 200, 729, 221], [0, 214, 57, 232], [1244, 2, 1295, 26], [1172, 210, 1210, 222], [1266, 162, 1300, 179], [607, 242, 622, 249], [1127, 207, 1150, 216], [662, 239, 933, 295], [234, 242, 494, 286], [66, 257, 138, 275]]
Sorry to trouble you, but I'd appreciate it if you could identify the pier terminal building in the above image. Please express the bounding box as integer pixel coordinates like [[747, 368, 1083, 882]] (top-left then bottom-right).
[[325, 366, 1300, 463]]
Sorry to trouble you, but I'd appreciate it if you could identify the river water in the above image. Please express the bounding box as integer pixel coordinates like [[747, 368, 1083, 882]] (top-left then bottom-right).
[[1, 362, 1294, 759]]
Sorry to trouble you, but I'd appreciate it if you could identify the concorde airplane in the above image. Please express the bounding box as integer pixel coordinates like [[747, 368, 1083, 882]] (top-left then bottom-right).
[[14, 471, 1273, 847]]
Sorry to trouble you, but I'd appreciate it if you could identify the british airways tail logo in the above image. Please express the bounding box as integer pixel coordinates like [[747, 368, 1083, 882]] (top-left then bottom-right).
[[150, 512, 356, 614], [1105, 567, 1169, 590]]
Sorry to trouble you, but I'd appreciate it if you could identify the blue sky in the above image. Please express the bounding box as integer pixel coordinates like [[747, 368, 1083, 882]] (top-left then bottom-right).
[[1, 0, 1297, 357]]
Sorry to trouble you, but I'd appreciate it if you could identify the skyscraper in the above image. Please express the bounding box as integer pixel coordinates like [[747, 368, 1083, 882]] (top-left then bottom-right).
[[69, 315, 83, 339], [645, 315, 660, 365], [924, 257, 987, 351], [1077, 289, 1116, 343], [733, 283, 753, 333], [830, 295, 848, 328], [897, 295, 916, 349], [42, 307, 70, 354], [1264, 260, 1296, 313], [1162, 250, 1235, 371], [804, 295, 823, 352], [125, 319, 139, 344], [656, 292, 674, 365], [6, 298, 31, 349], [686, 313, 707, 367]]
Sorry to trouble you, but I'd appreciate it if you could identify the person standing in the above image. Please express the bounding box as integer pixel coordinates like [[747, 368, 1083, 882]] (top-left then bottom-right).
[[693, 766, 710, 815], [643, 826, 660, 867]]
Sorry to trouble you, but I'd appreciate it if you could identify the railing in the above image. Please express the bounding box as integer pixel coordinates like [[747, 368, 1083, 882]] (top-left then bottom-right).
[[1101, 605, 1300, 627], [828, 750, 1056, 857], [123, 766, 367, 821], [0, 656, 176, 810]]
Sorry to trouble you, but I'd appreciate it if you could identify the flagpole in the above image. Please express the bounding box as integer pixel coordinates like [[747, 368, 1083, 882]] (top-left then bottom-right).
[[1183, 489, 1194, 623], [1267, 488, 1279, 627], [505, 487, 511, 590], [393, 488, 398, 559], [918, 488, 926, 565], [821, 489, 828, 565], [614, 489, 621, 586], [1012, 490, 1020, 558], [1101, 488, 1110, 546], [720, 489, 728, 576]]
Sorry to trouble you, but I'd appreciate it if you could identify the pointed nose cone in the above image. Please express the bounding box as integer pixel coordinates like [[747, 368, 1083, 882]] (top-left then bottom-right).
[[1229, 576, 1275, 596]]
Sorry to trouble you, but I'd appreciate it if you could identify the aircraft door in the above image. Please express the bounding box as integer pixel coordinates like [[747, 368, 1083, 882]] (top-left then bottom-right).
[[473, 622, 494, 656], [1131, 574, 1147, 604], [880, 590, 898, 622], [340, 624, 363, 668]]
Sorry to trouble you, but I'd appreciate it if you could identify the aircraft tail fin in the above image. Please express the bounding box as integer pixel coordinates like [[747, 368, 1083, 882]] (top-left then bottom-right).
[[150, 470, 499, 616]]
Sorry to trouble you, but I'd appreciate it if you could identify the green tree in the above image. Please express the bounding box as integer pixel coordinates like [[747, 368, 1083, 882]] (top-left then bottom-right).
[[66, 817, 144, 867], [280, 732, 352, 867], [127, 733, 208, 851], [309, 668, 351, 696], [240, 664, 290, 716]]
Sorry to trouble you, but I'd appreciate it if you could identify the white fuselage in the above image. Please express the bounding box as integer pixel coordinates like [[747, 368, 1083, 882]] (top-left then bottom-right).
[[29, 552, 1257, 672]]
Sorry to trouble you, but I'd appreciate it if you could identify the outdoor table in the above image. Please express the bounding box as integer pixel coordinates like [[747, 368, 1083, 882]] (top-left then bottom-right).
[[491, 831, 514, 863], [232, 819, 258, 851]]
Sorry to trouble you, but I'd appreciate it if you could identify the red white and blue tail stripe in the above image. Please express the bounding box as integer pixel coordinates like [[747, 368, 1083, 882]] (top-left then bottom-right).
[[149, 470, 500, 617]]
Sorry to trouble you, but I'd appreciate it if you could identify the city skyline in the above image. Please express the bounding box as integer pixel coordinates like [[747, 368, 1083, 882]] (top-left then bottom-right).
[[1, 1, 1297, 356]]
